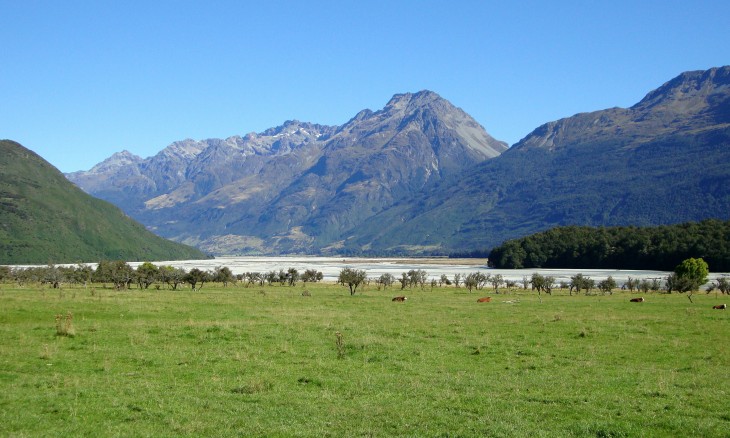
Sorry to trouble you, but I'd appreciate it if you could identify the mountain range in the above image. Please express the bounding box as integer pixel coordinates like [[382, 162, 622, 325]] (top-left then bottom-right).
[[66, 67, 730, 255], [67, 91, 507, 254], [0, 140, 207, 264]]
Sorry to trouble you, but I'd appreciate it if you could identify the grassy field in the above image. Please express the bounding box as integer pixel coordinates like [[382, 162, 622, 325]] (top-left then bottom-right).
[[0, 282, 728, 437]]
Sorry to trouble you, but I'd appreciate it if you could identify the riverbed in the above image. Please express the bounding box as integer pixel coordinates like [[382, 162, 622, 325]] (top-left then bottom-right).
[[125, 256, 729, 285]]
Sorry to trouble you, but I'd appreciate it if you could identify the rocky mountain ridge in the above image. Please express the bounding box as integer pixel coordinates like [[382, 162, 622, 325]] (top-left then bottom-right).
[[67, 68, 730, 255], [67, 91, 507, 254], [348, 66, 730, 253]]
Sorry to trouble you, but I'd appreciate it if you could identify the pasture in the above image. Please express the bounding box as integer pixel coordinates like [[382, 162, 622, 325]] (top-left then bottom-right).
[[0, 282, 728, 437]]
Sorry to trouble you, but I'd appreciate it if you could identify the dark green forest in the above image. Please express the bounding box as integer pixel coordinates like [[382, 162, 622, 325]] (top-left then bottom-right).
[[488, 220, 730, 271]]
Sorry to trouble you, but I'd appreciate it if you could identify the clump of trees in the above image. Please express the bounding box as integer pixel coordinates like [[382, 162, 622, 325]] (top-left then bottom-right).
[[489, 219, 730, 271], [530, 273, 555, 296], [392, 270, 430, 290], [374, 273, 395, 289]]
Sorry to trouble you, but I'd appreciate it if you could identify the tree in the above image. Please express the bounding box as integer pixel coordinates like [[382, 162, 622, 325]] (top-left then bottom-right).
[[406, 270, 428, 289], [714, 277, 730, 294], [301, 269, 324, 284], [43, 264, 62, 288], [529, 273, 554, 302], [417, 270, 428, 288], [464, 273, 480, 292], [650, 278, 661, 292], [490, 274, 504, 293], [265, 271, 278, 285], [638, 279, 651, 294], [158, 265, 186, 290], [213, 266, 235, 287], [185, 268, 210, 291], [625, 277, 637, 292], [543, 276, 555, 295], [287, 268, 299, 286], [667, 257, 710, 303], [96, 260, 134, 290], [674, 258, 709, 291], [93, 260, 114, 286], [569, 274, 585, 296], [136, 262, 159, 289], [338, 268, 367, 295], [399, 272, 409, 290], [74, 263, 94, 287], [439, 274, 451, 287], [278, 269, 288, 286], [243, 272, 263, 287], [582, 277, 595, 295], [376, 273, 395, 289], [453, 274, 462, 288], [597, 276, 616, 295]]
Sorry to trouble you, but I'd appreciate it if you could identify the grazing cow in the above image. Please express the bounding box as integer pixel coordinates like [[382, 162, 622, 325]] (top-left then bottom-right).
[[392, 296, 407, 302], [477, 297, 492, 303], [630, 297, 644, 302], [713, 304, 727, 310]]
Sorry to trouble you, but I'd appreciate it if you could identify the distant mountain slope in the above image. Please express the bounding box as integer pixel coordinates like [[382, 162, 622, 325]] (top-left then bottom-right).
[[351, 66, 730, 253], [0, 140, 207, 264], [67, 91, 508, 254]]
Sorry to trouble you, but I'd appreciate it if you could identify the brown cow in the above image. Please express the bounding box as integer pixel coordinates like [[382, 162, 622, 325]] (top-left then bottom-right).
[[392, 296, 407, 302], [630, 297, 644, 302], [713, 304, 727, 309], [477, 297, 492, 303]]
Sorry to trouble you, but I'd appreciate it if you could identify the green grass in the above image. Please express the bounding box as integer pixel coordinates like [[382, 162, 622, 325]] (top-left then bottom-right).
[[1, 283, 728, 437]]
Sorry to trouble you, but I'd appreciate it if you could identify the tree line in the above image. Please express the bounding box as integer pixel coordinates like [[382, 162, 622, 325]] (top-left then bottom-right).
[[488, 219, 730, 271], [4, 258, 725, 303], [0, 262, 323, 291]]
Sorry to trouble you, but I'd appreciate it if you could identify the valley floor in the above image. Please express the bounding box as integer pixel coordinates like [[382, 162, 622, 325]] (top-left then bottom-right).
[[1, 282, 728, 436]]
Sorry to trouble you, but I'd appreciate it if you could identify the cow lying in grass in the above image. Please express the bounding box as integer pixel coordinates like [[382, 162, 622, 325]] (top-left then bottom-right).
[[392, 296, 407, 302], [630, 297, 644, 302], [713, 304, 727, 309], [477, 297, 491, 303]]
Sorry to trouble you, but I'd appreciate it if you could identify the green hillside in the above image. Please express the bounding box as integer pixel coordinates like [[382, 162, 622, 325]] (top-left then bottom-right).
[[0, 140, 207, 264]]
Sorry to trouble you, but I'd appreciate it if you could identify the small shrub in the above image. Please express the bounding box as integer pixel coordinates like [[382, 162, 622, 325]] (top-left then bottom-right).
[[55, 312, 75, 337], [297, 377, 323, 387], [302, 290, 311, 297], [335, 331, 345, 359], [231, 380, 273, 394], [39, 344, 52, 360]]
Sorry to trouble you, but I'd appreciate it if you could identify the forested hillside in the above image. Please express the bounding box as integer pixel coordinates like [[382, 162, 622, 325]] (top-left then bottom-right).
[[0, 140, 208, 264], [488, 220, 730, 271]]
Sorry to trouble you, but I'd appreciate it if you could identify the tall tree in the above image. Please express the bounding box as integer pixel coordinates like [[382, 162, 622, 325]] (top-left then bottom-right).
[[670, 257, 710, 302]]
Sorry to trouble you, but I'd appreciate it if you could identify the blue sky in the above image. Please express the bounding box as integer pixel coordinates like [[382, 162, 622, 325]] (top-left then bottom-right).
[[2, 0, 729, 173]]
